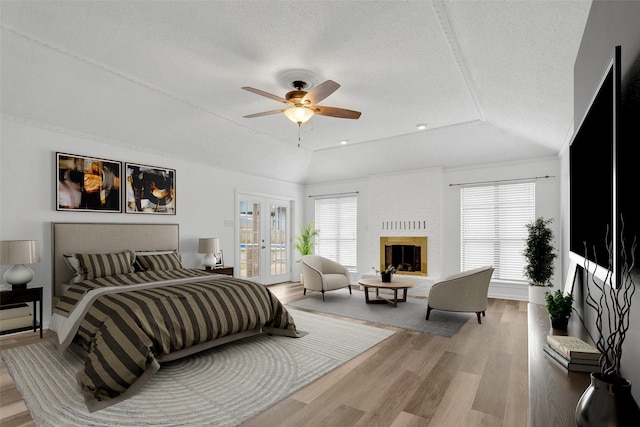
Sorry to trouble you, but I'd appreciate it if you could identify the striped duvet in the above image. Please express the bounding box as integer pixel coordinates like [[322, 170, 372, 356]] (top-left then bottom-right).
[[52, 269, 301, 411]]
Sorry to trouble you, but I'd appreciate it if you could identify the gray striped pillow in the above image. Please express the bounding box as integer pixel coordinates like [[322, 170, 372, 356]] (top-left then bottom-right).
[[77, 250, 135, 280], [136, 252, 182, 271]]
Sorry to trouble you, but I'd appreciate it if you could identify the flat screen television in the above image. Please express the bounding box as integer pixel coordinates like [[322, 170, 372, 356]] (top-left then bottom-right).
[[569, 46, 621, 286], [618, 50, 640, 277]]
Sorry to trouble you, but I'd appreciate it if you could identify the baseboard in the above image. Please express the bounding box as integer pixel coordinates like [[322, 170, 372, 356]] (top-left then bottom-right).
[[488, 281, 528, 301]]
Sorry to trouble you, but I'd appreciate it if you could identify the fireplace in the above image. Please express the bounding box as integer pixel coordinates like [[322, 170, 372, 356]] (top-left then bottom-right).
[[379, 236, 428, 276]]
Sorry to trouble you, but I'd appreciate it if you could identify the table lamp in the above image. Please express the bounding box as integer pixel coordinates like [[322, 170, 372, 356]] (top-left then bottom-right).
[[0, 240, 41, 289], [198, 238, 219, 270]]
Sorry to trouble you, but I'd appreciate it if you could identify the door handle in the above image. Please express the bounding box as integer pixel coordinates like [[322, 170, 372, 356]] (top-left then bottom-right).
[[261, 246, 266, 249]]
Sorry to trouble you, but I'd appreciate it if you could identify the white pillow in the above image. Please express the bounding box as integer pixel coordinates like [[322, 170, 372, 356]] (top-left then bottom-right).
[[63, 253, 86, 283]]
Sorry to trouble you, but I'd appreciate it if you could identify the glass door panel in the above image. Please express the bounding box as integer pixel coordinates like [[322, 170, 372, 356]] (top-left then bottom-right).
[[238, 195, 291, 284], [239, 200, 260, 280], [268, 202, 289, 284]]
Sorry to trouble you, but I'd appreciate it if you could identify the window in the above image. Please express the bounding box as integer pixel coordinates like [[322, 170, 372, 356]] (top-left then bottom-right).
[[460, 182, 535, 282], [314, 196, 357, 272]]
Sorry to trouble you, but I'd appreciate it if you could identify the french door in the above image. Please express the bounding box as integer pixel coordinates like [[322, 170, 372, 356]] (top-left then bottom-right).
[[237, 193, 291, 285]]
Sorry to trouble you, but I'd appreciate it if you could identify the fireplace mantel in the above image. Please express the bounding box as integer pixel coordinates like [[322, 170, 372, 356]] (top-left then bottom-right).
[[379, 236, 428, 276]]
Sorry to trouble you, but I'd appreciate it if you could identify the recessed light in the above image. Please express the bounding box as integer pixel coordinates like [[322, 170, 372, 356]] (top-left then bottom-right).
[[416, 123, 427, 130], [340, 140, 348, 145]]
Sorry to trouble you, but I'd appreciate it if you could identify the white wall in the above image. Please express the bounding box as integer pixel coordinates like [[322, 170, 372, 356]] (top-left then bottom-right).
[[368, 168, 443, 278], [0, 118, 304, 325], [1, 116, 563, 325], [305, 156, 561, 301]]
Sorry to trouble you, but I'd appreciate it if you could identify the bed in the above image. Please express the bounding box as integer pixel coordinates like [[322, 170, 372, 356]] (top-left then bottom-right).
[[49, 222, 302, 412]]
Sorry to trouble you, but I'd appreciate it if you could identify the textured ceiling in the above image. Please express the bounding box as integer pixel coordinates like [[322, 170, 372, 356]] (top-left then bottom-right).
[[0, 1, 593, 183]]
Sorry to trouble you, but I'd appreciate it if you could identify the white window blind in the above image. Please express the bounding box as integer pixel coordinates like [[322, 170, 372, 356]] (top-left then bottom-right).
[[314, 196, 357, 272], [460, 182, 535, 282]]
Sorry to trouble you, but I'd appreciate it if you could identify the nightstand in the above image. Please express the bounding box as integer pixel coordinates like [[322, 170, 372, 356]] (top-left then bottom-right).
[[0, 285, 43, 338], [203, 266, 234, 276]]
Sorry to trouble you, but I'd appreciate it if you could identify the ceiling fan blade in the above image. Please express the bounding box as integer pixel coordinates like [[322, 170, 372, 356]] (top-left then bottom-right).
[[243, 109, 287, 118], [242, 87, 292, 105], [302, 80, 340, 105], [312, 106, 361, 119]]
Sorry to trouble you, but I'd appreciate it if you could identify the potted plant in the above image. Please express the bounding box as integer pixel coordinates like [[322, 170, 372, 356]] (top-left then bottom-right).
[[294, 222, 319, 284], [523, 217, 557, 287], [373, 265, 396, 282], [544, 289, 573, 330], [575, 228, 640, 425]]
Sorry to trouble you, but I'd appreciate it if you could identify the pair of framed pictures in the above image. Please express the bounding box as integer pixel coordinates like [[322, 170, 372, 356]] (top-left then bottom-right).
[[56, 152, 176, 215]]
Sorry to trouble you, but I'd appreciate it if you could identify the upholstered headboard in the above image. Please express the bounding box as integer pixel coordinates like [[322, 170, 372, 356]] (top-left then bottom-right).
[[51, 222, 179, 297]]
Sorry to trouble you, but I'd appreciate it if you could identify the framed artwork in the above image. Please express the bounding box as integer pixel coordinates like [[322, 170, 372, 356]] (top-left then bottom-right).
[[57, 152, 122, 212], [125, 163, 176, 214], [215, 250, 224, 266]]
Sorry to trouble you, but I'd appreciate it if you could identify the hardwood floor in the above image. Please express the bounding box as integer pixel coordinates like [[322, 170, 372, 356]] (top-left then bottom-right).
[[0, 282, 528, 427], [0, 330, 42, 427]]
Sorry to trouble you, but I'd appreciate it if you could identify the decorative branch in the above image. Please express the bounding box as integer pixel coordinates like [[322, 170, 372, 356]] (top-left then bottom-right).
[[581, 219, 637, 379]]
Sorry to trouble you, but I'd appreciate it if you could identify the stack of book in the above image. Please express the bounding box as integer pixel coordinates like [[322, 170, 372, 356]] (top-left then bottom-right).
[[0, 303, 33, 333], [544, 335, 601, 372]]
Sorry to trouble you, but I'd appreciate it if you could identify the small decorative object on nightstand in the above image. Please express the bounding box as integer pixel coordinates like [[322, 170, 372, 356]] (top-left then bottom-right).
[[0, 285, 43, 338], [215, 248, 224, 267], [0, 240, 41, 289], [198, 237, 220, 270]]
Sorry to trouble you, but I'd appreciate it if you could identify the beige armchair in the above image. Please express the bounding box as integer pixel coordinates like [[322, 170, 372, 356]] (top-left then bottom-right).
[[300, 255, 352, 301], [426, 266, 494, 324]]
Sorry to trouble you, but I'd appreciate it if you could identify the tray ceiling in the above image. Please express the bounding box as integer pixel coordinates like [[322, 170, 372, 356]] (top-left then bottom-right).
[[0, 1, 593, 183]]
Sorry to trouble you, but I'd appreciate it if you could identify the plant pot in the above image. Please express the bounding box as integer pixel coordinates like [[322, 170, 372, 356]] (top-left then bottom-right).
[[381, 272, 392, 282], [529, 285, 548, 305], [576, 372, 640, 426], [550, 314, 570, 330]]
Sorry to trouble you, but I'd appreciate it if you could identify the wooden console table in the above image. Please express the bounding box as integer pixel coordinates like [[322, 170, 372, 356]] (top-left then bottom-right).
[[528, 303, 591, 426]]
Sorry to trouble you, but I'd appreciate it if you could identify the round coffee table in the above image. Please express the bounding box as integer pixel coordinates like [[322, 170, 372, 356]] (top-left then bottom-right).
[[358, 277, 415, 307]]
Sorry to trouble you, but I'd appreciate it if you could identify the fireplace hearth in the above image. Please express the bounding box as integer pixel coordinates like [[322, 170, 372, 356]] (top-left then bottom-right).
[[379, 236, 427, 276]]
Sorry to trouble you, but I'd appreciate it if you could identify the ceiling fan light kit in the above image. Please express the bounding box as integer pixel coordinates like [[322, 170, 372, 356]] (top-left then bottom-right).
[[284, 106, 314, 124]]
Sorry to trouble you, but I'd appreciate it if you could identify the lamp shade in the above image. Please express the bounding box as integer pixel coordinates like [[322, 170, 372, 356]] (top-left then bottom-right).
[[284, 107, 314, 124], [198, 238, 220, 254], [198, 238, 220, 269], [0, 240, 40, 265], [1, 240, 40, 287]]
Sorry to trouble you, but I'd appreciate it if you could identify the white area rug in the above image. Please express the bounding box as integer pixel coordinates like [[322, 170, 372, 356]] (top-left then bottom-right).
[[1, 309, 394, 427]]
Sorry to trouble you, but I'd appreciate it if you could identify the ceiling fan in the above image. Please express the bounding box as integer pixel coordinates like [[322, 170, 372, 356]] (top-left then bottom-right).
[[241, 80, 361, 125]]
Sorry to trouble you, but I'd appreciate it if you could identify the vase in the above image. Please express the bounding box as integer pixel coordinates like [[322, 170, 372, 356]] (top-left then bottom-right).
[[381, 272, 392, 282], [576, 372, 640, 426], [550, 314, 569, 330]]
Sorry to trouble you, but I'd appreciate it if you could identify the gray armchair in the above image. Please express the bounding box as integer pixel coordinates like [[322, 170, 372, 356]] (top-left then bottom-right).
[[300, 255, 352, 301], [426, 266, 494, 324]]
